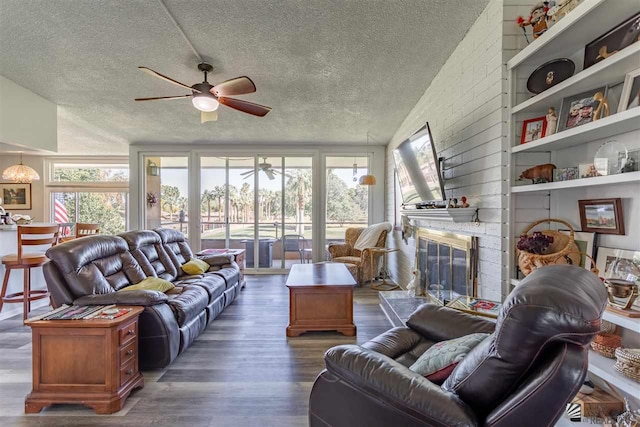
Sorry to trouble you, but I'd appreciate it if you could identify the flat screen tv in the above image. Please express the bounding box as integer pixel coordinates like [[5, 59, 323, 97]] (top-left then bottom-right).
[[393, 123, 445, 206]]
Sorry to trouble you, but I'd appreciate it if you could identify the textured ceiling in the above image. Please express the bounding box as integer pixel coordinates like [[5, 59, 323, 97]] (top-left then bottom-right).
[[0, 0, 489, 155]]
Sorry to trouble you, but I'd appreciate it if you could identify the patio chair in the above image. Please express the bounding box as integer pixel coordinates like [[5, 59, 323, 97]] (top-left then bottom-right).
[[282, 234, 306, 264]]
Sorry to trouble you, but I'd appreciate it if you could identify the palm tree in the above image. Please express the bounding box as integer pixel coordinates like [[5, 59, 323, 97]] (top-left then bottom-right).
[[286, 170, 312, 234], [228, 185, 239, 223], [201, 189, 214, 226], [212, 185, 226, 223], [239, 183, 252, 223]]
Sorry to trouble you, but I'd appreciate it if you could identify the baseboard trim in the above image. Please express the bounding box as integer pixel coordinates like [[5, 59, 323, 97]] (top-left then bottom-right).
[[0, 299, 51, 321]]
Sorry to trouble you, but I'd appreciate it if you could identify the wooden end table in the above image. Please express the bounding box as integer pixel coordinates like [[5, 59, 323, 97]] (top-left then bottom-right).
[[24, 306, 145, 414], [286, 263, 357, 337], [369, 248, 400, 291]]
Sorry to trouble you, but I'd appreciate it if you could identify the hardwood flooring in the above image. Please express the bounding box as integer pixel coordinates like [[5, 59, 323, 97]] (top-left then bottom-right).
[[0, 275, 391, 426]]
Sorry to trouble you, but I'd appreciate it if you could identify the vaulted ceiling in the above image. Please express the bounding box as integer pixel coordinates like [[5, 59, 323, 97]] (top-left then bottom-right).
[[0, 0, 489, 155]]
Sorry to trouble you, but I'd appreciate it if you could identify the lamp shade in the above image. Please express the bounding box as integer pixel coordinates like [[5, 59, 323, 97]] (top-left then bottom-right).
[[2, 163, 40, 183], [359, 174, 376, 185]]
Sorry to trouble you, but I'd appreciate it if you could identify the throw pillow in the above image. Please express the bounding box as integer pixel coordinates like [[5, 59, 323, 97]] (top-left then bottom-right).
[[409, 333, 489, 384], [120, 277, 175, 293], [181, 258, 210, 275]]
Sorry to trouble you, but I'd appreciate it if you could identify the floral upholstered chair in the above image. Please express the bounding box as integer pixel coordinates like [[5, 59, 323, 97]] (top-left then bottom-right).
[[328, 223, 391, 285]]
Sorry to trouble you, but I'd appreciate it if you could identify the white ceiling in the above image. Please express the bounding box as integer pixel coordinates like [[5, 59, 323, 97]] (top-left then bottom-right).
[[0, 0, 489, 155]]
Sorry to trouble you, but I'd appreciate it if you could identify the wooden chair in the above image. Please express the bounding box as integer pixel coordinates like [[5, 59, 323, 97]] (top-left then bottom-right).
[[60, 223, 100, 243], [0, 225, 59, 320]]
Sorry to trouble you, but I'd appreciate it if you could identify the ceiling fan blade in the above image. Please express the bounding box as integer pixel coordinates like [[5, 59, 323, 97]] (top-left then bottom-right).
[[240, 170, 254, 176], [211, 76, 256, 97], [265, 169, 276, 180], [201, 110, 218, 123], [135, 95, 191, 101], [218, 97, 272, 117], [139, 66, 199, 92]]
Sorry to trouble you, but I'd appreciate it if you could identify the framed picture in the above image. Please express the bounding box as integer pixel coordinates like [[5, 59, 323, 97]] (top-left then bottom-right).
[[557, 86, 607, 132], [620, 148, 640, 173], [596, 247, 640, 283], [559, 230, 595, 270], [584, 13, 640, 69], [578, 198, 625, 235], [520, 116, 547, 144], [0, 183, 32, 210], [553, 167, 578, 181], [618, 68, 640, 112], [578, 163, 601, 179]]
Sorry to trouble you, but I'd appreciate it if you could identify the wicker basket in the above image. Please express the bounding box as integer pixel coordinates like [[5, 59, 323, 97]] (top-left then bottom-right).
[[517, 219, 580, 276], [551, 251, 599, 276], [614, 348, 640, 383], [590, 333, 622, 359]]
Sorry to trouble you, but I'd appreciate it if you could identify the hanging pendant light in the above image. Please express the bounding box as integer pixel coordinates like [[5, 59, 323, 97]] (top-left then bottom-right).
[[359, 132, 376, 186], [2, 153, 40, 183]]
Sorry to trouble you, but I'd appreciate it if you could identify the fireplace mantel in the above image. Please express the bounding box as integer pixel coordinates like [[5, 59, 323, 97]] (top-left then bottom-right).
[[402, 207, 478, 223]]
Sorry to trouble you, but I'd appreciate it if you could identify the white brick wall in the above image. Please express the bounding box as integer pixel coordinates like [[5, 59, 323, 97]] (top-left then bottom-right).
[[385, 0, 527, 301]]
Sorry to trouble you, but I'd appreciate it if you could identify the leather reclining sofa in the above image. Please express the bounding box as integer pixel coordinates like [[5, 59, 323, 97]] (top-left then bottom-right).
[[43, 228, 243, 369]]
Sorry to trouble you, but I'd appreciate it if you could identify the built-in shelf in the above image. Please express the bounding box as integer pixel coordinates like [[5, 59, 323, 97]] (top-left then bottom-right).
[[512, 43, 640, 114], [588, 350, 640, 397], [603, 309, 640, 333], [512, 107, 640, 154], [401, 208, 478, 223], [511, 171, 640, 193]]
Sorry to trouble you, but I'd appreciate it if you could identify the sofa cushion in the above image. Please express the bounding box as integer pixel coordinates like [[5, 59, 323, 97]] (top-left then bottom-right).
[[181, 258, 210, 275], [332, 256, 361, 265], [409, 333, 489, 384], [209, 266, 239, 289], [120, 230, 178, 281], [155, 228, 194, 275], [175, 273, 226, 303], [121, 277, 175, 293], [167, 286, 209, 327]]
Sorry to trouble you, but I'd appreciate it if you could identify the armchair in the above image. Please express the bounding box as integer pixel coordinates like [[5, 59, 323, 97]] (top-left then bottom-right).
[[309, 265, 607, 427], [328, 224, 389, 284]]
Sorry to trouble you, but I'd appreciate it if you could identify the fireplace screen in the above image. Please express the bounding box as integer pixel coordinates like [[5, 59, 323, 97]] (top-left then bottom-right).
[[415, 229, 478, 301]]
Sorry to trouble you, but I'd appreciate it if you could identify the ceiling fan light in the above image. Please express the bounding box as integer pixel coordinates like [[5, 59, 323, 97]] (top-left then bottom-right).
[[192, 94, 220, 112], [2, 163, 40, 183]]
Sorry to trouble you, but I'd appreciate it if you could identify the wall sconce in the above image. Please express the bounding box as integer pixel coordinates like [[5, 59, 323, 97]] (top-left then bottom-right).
[[147, 160, 159, 176]]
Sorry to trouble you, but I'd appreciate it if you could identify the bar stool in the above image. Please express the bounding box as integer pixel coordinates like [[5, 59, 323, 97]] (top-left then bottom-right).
[[60, 223, 99, 243], [0, 225, 59, 320]]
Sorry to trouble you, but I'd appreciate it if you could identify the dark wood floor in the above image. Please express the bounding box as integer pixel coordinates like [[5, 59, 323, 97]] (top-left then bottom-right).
[[0, 275, 392, 426]]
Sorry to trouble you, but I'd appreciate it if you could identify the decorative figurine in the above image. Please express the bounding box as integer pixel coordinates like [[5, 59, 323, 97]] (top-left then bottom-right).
[[406, 270, 417, 297], [460, 196, 469, 208], [545, 107, 557, 136], [593, 91, 610, 120], [517, 2, 550, 42], [519, 163, 556, 184], [547, 0, 581, 25]]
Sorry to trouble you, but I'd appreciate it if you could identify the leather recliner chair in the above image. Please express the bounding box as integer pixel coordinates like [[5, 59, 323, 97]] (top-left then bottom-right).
[[309, 265, 607, 427]]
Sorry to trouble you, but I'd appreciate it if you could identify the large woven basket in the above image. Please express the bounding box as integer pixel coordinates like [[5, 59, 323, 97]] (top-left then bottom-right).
[[591, 333, 622, 358], [516, 219, 580, 276], [614, 348, 640, 383]]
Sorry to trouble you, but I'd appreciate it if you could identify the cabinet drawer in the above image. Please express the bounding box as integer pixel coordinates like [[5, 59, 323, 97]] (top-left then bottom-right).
[[119, 340, 136, 366], [119, 360, 137, 386], [118, 321, 137, 346]]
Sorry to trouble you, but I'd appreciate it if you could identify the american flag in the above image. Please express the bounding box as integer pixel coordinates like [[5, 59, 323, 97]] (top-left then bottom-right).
[[54, 193, 71, 236]]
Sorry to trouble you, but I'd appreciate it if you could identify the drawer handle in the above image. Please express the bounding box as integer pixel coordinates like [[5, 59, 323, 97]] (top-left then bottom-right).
[[126, 329, 135, 336], [126, 349, 134, 356], [126, 369, 133, 375]]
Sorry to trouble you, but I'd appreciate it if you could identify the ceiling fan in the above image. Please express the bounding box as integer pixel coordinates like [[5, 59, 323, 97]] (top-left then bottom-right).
[[135, 63, 271, 122], [241, 157, 283, 180]]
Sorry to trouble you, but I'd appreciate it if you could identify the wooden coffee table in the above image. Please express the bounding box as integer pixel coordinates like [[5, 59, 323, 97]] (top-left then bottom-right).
[[286, 263, 357, 337]]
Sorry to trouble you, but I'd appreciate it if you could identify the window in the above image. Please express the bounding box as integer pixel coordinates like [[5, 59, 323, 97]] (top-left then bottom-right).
[[46, 159, 129, 235]]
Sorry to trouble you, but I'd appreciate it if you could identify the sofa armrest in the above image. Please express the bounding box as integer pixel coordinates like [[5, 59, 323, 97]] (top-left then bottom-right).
[[74, 290, 169, 307], [328, 243, 351, 259], [407, 304, 495, 342], [324, 345, 479, 427], [196, 254, 234, 267]]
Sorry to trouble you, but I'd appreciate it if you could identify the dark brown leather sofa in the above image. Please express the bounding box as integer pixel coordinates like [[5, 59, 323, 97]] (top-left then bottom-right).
[[43, 228, 242, 369], [309, 265, 607, 427]]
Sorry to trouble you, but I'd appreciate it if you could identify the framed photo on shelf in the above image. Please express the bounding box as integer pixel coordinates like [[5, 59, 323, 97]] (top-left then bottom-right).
[[620, 148, 640, 173], [578, 198, 625, 235], [553, 167, 578, 181], [557, 86, 607, 132], [559, 230, 595, 270], [618, 68, 640, 112], [520, 116, 547, 144], [596, 247, 640, 283], [578, 163, 601, 178], [0, 183, 32, 210], [583, 13, 640, 69]]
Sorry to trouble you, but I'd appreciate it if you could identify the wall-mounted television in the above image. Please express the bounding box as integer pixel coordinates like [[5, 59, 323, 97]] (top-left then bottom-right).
[[393, 123, 445, 206]]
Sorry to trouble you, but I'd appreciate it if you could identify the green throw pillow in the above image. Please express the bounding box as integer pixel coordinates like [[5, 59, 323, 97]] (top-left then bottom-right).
[[121, 277, 175, 293], [181, 258, 210, 275], [409, 333, 489, 384]]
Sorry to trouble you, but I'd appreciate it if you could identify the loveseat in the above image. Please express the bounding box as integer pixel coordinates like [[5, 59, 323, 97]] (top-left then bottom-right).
[[309, 266, 607, 427], [43, 228, 242, 369]]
